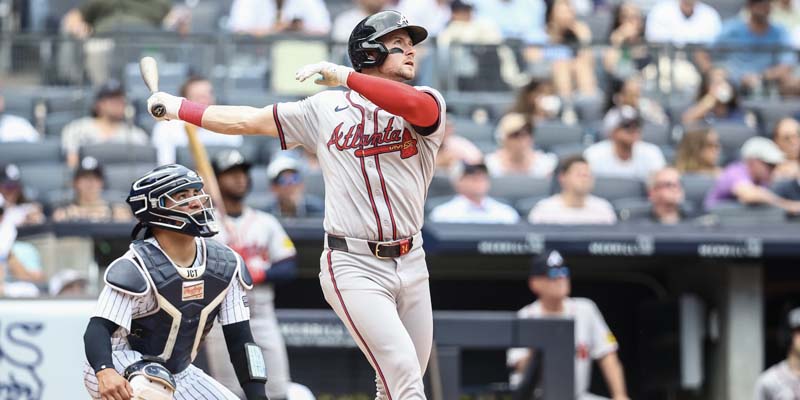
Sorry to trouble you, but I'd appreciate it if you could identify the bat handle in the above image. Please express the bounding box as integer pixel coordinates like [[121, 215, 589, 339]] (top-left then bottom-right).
[[151, 104, 166, 118]]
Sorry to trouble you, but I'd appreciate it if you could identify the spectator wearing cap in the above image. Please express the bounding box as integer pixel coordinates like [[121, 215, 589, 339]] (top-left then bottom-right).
[[436, 114, 484, 174], [772, 117, 800, 180], [52, 157, 132, 222], [0, 164, 45, 226], [61, 80, 148, 168], [48, 269, 89, 297], [429, 161, 520, 224], [485, 113, 558, 177], [754, 306, 800, 400], [528, 155, 617, 225], [0, 93, 40, 143], [507, 249, 629, 399], [151, 76, 243, 165], [584, 105, 666, 181], [264, 157, 324, 218], [704, 137, 800, 214], [713, 0, 796, 94]]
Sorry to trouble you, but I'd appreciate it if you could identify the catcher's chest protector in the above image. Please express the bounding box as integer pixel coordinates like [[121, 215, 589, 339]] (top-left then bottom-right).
[[127, 239, 239, 373]]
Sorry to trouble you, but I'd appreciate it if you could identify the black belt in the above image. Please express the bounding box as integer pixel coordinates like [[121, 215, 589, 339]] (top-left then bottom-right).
[[327, 235, 414, 259]]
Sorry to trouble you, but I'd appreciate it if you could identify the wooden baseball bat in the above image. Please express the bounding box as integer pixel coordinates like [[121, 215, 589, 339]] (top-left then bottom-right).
[[184, 123, 228, 220], [139, 56, 166, 118]]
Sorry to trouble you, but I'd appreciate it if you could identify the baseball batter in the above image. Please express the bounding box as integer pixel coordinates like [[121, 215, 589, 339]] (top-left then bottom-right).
[[82, 164, 269, 400], [146, 10, 445, 399]]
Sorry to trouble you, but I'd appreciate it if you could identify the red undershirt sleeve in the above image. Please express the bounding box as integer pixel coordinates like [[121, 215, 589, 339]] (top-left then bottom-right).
[[346, 72, 440, 128]]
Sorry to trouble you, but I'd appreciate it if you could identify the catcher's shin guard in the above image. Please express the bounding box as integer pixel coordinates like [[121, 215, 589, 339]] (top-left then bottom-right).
[[123, 356, 177, 400]]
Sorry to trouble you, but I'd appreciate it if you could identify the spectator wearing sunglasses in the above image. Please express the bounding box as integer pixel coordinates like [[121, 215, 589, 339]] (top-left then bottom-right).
[[264, 157, 324, 218], [507, 249, 629, 400], [705, 137, 800, 214], [584, 105, 666, 181], [634, 167, 687, 225]]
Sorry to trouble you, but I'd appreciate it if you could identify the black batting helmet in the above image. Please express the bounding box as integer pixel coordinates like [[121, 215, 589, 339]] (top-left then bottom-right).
[[127, 164, 219, 238], [348, 10, 428, 72]]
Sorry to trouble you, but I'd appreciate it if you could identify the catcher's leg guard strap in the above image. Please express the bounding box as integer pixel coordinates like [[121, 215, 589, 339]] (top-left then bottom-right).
[[123, 358, 176, 400]]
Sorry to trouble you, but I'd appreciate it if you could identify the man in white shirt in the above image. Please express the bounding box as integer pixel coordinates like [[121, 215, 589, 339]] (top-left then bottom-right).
[[331, 0, 388, 43], [0, 94, 39, 142], [584, 105, 666, 181], [645, 0, 722, 45], [528, 155, 617, 225], [429, 161, 520, 224], [754, 306, 800, 400], [151, 76, 242, 165], [227, 0, 331, 36], [508, 249, 630, 400]]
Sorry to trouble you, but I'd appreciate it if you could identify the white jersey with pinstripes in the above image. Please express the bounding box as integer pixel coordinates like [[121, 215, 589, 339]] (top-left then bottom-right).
[[274, 87, 446, 241]]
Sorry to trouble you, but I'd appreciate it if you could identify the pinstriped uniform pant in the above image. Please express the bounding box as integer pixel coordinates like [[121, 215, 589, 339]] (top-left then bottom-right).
[[83, 350, 239, 399]]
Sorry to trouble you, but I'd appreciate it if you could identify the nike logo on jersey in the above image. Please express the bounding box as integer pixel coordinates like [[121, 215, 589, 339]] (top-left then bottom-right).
[[334, 105, 349, 112], [326, 117, 419, 159]]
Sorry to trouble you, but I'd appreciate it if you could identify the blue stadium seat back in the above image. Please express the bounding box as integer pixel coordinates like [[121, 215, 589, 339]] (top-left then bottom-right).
[[425, 195, 455, 215], [125, 62, 188, 99], [704, 0, 745, 19], [614, 197, 652, 222], [0, 140, 61, 165], [42, 87, 91, 114], [745, 99, 800, 136], [592, 176, 645, 202], [246, 192, 277, 212], [514, 195, 550, 217], [189, 1, 226, 33], [242, 135, 276, 165], [681, 173, 717, 211], [18, 163, 71, 201], [304, 171, 325, 198], [573, 96, 605, 124], [711, 122, 757, 162], [44, 189, 129, 210], [534, 121, 584, 151], [428, 174, 456, 198], [176, 145, 258, 169], [103, 163, 159, 193], [452, 117, 492, 142], [642, 122, 671, 146], [79, 143, 158, 165], [249, 165, 269, 195], [709, 202, 786, 225], [550, 142, 590, 160], [45, 111, 83, 138], [666, 95, 696, 126], [488, 175, 552, 203], [0, 91, 37, 121]]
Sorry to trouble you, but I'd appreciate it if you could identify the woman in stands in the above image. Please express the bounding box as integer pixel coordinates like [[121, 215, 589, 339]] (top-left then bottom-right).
[[675, 127, 722, 177], [772, 117, 800, 180], [603, 1, 650, 79], [604, 75, 667, 126], [510, 78, 563, 124], [682, 68, 750, 126], [0, 164, 45, 226]]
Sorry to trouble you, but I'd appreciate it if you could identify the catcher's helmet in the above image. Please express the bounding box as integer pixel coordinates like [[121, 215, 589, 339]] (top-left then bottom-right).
[[127, 164, 219, 238], [348, 10, 428, 72]]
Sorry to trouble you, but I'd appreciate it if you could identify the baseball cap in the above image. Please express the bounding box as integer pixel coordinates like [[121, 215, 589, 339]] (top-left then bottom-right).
[[74, 156, 104, 180], [267, 157, 302, 184], [95, 79, 125, 101], [451, 0, 474, 11], [48, 269, 88, 296], [788, 307, 800, 330], [495, 113, 532, 142], [212, 149, 252, 175], [0, 164, 21, 187], [529, 249, 570, 279], [602, 105, 641, 136], [450, 161, 488, 182], [741, 137, 785, 165]]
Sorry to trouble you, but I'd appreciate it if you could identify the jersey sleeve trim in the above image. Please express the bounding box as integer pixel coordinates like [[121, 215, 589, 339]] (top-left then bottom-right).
[[273, 103, 287, 150], [103, 257, 150, 297], [411, 91, 442, 136]]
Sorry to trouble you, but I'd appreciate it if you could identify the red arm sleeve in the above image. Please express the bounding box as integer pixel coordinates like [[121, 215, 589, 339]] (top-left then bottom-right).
[[346, 72, 440, 128]]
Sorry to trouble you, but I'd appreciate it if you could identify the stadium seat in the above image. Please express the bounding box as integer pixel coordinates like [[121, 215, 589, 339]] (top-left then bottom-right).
[[104, 163, 158, 193], [514, 195, 549, 217], [592, 177, 645, 202], [18, 163, 71, 201], [489, 176, 552, 204], [250, 165, 269, 194], [550, 142, 590, 160], [534, 121, 584, 151], [45, 111, 81, 137], [428, 174, 455, 198], [681, 173, 716, 211], [613, 197, 652, 221], [574, 96, 605, 124], [80, 143, 157, 165], [0, 90, 37, 121], [304, 171, 325, 198], [642, 122, 671, 146], [0, 140, 61, 165], [711, 122, 758, 163], [744, 99, 800, 136], [453, 117, 492, 142], [425, 195, 454, 215], [708, 202, 786, 225]]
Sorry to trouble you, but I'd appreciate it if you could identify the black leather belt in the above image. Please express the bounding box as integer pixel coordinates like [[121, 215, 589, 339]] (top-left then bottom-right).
[[327, 235, 414, 259]]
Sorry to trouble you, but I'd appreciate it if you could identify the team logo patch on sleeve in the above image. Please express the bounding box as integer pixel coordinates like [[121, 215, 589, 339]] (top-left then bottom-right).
[[182, 281, 205, 301]]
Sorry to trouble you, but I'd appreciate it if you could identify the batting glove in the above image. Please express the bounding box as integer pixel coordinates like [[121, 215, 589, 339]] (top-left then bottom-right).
[[295, 61, 353, 88], [146, 92, 183, 121]]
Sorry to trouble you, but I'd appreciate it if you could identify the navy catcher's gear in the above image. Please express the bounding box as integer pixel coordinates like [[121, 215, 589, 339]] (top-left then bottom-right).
[[127, 164, 219, 238], [348, 10, 428, 71]]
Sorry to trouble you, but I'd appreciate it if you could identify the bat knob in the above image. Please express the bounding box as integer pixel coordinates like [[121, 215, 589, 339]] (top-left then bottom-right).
[[151, 104, 166, 118]]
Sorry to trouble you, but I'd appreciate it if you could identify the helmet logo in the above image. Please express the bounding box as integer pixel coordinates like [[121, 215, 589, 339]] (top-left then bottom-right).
[[187, 171, 198, 178], [397, 15, 408, 27]]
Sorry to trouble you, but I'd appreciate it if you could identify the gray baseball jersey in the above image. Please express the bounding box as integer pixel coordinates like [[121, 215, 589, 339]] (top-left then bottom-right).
[[754, 361, 800, 400], [275, 86, 446, 400], [83, 237, 249, 399], [275, 86, 446, 241]]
